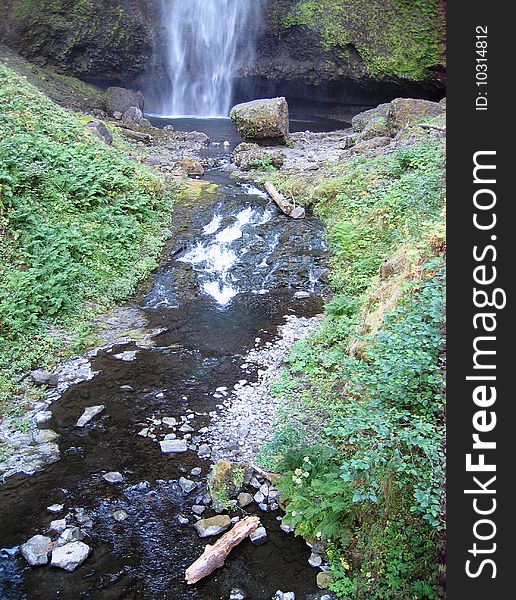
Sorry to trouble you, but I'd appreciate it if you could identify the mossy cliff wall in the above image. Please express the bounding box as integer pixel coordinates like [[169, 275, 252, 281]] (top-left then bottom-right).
[[0, 0, 157, 81]]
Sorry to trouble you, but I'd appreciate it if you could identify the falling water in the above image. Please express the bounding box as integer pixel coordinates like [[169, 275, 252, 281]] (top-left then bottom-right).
[[158, 0, 262, 117]]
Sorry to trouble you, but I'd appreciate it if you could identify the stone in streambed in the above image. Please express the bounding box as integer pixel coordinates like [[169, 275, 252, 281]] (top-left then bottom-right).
[[249, 526, 267, 546], [31, 369, 58, 386], [317, 571, 333, 589], [57, 527, 85, 545], [49, 519, 68, 534], [102, 471, 123, 484], [112, 510, 129, 522], [51, 541, 91, 571], [160, 439, 187, 453], [76, 405, 105, 427], [192, 505, 205, 516], [237, 492, 253, 508], [179, 477, 196, 494], [47, 504, 64, 514], [230, 97, 289, 143], [106, 86, 144, 116], [194, 515, 231, 538], [21, 535, 53, 566], [309, 552, 323, 567]]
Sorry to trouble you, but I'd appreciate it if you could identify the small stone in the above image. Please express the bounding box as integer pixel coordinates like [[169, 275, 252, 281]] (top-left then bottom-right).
[[198, 443, 211, 457], [112, 510, 129, 522], [250, 476, 260, 489], [162, 417, 177, 427], [309, 552, 323, 568], [33, 429, 59, 444], [160, 439, 187, 453], [258, 503, 268, 512], [76, 405, 105, 427], [253, 491, 265, 504], [47, 504, 64, 514], [192, 505, 205, 516], [57, 527, 85, 546], [102, 471, 123, 484], [164, 433, 177, 440], [179, 424, 194, 432], [273, 592, 295, 600], [191, 467, 202, 476], [21, 535, 53, 566], [35, 411, 52, 425], [49, 519, 68, 534], [294, 291, 310, 299], [51, 541, 91, 571], [137, 428, 149, 437], [249, 526, 267, 546], [31, 370, 58, 386], [316, 571, 333, 589], [259, 483, 269, 497], [237, 492, 253, 508], [177, 515, 189, 525], [195, 515, 231, 538], [120, 385, 134, 392], [280, 522, 294, 534], [179, 477, 196, 494], [230, 589, 245, 600], [113, 350, 137, 362]]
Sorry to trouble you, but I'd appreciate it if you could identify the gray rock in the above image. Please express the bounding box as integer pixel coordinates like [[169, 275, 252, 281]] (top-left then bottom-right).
[[122, 106, 143, 126], [160, 439, 188, 453], [49, 519, 68, 534], [32, 429, 59, 444], [191, 467, 202, 476], [76, 405, 105, 427], [47, 504, 64, 514], [249, 526, 267, 545], [102, 471, 123, 484], [86, 121, 113, 145], [259, 483, 269, 497], [389, 98, 445, 131], [35, 411, 53, 425], [230, 97, 289, 143], [253, 491, 265, 504], [112, 510, 129, 522], [179, 477, 196, 494], [57, 527, 85, 546], [180, 157, 204, 176], [192, 505, 205, 516], [230, 589, 246, 600], [351, 103, 391, 133], [31, 370, 58, 386], [197, 443, 211, 457], [280, 522, 294, 534], [195, 515, 231, 538], [120, 385, 134, 392], [273, 592, 296, 600], [106, 86, 144, 116], [21, 535, 53, 566], [177, 515, 189, 525], [294, 291, 310, 299], [51, 541, 91, 571], [162, 416, 177, 427], [237, 492, 253, 508], [309, 552, 323, 567]]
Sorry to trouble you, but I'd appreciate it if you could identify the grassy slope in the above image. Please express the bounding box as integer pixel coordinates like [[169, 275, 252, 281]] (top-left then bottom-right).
[[258, 130, 446, 598], [0, 63, 177, 423], [283, 0, 445, 81]]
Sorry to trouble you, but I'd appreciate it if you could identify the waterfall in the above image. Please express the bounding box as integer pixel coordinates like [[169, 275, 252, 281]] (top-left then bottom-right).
[[158, 0, 262, 118]]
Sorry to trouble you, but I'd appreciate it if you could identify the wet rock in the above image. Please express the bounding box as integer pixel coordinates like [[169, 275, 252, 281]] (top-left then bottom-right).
[[316, 571, 333, 589], [191, 467, 202, 476], [273, 592, 295, 600], [280, 522, 294, 534], [389, 98, 445, 131], [249, 526, 267, 546], [76, 405, 105, 427], [361, 116, 391, 140], [180, 157, 205, 176], [177, 515, 189, 525], [230, 97, 289, 143], [57, 527, 85, 545], [51, 541, 91, 571], [35, 411, 52, 425], [122, 106, 143, 126], [230, 589, 246, 600], [237, 492, 253, 508], [259, 483, 269, 497], [21, 535, 53, 566], [232, 143, 285, 171], [194, 515, 232, 538], [106, 86, 144, 116], [113, 350, 137, 362], [120, 385, 134, 392], [160, 439, 188, 453], [179, 477, 196, 494], [102, 471, 123, 484], [74, 508, 93, 529], [31, 370, 58, 386], [253, 491, 265, 504], [47, 504, 64, 514], [192, 505, 206, 516], [162, 416, 177, 427], [208, 461, 245, 503], [49, 519, 68, 534], [86, 121, 113, 145], [309, 552, 323, 567], [112, 510, 129, 522], [198, 443, 211, 457]]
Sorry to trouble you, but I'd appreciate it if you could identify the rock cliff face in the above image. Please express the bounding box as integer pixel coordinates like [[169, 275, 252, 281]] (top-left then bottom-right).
[[1, 0, 446, 113], [0, 0, 157, 81]]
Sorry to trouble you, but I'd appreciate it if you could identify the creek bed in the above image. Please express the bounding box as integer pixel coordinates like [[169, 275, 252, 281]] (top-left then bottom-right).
[[0, 122, 330, 600]]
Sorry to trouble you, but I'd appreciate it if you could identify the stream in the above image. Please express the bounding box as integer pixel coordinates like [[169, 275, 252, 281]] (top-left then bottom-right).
[[0, 119, 331, 599]]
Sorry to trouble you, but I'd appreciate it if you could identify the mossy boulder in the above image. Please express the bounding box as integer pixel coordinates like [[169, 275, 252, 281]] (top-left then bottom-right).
[[106, 86, 144, 116], [208, 460, 248, 508], [351, 103, 390, 133], [230, 98, 289, 144], [194, 515, 232, 538], [232, 143, 285, 171], [389, 98, 445, 131]]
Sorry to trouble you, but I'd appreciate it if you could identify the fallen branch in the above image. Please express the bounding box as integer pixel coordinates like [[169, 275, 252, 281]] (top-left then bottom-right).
[[116, 126, 152, 144], [185, 516, 260, 585], [264, 182, 305, 219]]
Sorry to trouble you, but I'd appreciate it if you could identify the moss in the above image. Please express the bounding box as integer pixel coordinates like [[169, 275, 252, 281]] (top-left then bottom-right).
[[283, 0, 444, 81]]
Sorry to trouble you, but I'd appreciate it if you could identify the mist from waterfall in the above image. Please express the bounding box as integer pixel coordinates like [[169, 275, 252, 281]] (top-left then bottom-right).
[[158, 0, 262, 117]]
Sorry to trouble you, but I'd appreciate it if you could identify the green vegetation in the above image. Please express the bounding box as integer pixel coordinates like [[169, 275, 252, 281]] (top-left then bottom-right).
[[0, 64, 176, 418], [259, 133, 446, 598], [283, 0, 444, 80]]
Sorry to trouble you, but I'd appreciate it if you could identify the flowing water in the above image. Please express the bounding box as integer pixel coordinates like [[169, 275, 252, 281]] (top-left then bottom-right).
[[157, 0, 263, 117], [0, 123, 330, 599]]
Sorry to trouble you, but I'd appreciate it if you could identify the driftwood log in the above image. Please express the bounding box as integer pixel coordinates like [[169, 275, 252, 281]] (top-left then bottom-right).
[[116, 126, 152, 144], [185, 516, 260, 585], [264, 182, 305, 219]]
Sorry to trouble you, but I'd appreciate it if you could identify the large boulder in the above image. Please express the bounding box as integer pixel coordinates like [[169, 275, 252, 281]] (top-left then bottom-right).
[[351, 103, 391, 133], [106, 87, 144, 117], [232, 143, 285, 171], [389, 98, 445, 131], [230, 98, 289, 143]]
